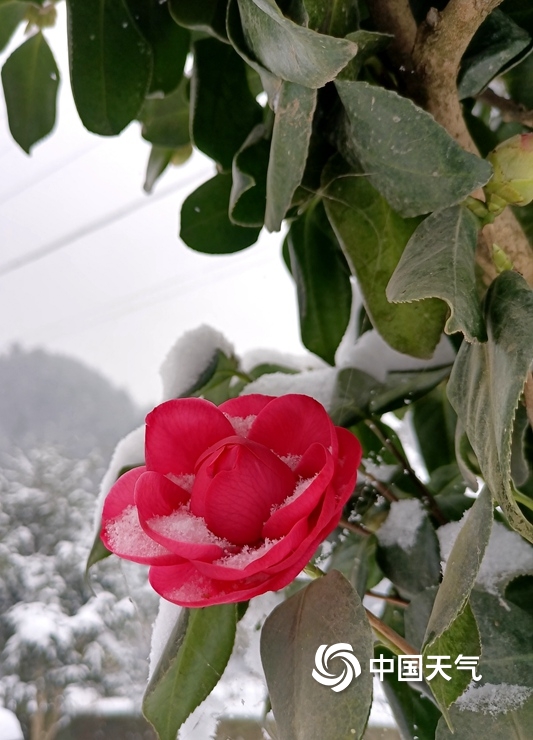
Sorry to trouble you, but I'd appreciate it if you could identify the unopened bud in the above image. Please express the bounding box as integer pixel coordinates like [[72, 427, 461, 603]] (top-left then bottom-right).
[[485, 133, 533, 212]]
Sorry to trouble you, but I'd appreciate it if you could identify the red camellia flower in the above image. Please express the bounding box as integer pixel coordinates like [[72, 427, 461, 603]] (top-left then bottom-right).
[[100, 394, 361, 607]]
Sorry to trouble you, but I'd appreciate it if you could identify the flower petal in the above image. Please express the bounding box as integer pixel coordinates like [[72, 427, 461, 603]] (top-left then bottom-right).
[[219, 394, 274, 419], [262, 445, 335, 540], [149, 559, 309, 607], [248, 394, 338, 458], [135, 471, 226, 560], [101, 469, 181, 565], [191, 438, 295, 545], [145, 398, 234, 476]]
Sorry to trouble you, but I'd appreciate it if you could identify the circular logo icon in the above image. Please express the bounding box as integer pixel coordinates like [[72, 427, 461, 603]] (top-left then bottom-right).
[[312, 643, 361, 692]]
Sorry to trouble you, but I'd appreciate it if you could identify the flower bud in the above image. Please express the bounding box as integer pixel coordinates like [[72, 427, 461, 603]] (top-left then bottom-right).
[[485, 133, 533, 212]]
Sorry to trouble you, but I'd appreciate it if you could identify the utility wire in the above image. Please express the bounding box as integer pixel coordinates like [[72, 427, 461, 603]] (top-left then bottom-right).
[[0, 169, 210, 278], [0, 141, 101, 207]]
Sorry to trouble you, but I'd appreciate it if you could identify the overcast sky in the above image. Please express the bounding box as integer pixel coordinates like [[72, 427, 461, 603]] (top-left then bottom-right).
[[0, 6, 304, 407]]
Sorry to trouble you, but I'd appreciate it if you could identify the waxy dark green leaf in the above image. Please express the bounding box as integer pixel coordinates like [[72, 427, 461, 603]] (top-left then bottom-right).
[[2, 32, 59, 153], [237, 0, 358, 87], [143, 605, 237, 740], [191, 37, 262, 171], [188, 350, 242, 404], [180, 173, 261, 253], [286, 200, 351, 364], [66, 0, 152, 135], [169, 0, 229, 42], [338, 30, 392, 81], [412, 386, 457, 474], [387, 205, 485, 342], [260, 570, 373, 740], [230, 124, 270, 226], [0, 2, 28, 52], [265, 80, 317, 231], [125, 0, 190, 95], [324, 162, 447, 358], [140, 79, 190, 148], [335, 81, 492, 217], [448, 271, 533, 543], [459, 9, 532, 99]]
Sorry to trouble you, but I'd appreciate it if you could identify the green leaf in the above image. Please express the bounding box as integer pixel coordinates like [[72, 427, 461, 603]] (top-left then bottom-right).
[[328, 533, 382, 598], [227, 0, 282, 105], [168, 0, 229, 42], [422, 487, 493, 647], [230, 124, 270, 226], [0, 2, 28, 53], [180, 173, 261, 254], [423, 601, 481, 724], [191, 36, 262, 171], [265, 80, 317, 231], [376, 507, 441, 598], [188, 350, 243, 404], [1, 32, 59, 153], [125, 0, 190, 95], [436, 694, 533, 740], [412, 386, 457, 474], [387, 205, 485, 343], [458, 10, 532, 99], [302, 0, 360, 37], [140, 78, 190, 148], [323, 160, 447, 358], [447, 271, 533, 543], [338, 30, 393, 81], [286, 200, 352, 364], [504, 50, 533, 109], [260, 570, 373, 740], [66, 0, 152, 135], [143, 146, 173, 194], [86, 532, 111, 571], [379, 647, 442, 740], [143, 604, 238, 740], [335, 81, 492, 217], [470, 589, 533, 688], [237, 0, 358, 88]]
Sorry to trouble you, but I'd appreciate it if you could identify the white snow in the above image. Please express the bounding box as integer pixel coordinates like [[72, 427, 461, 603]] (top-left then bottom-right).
[[216, 539, 279, 569], [225, 414, 256, 437], [148, 598, 182, 680], [376, 499, 425, 551], [271, 474, 318, 512], [106, 506, 171, 558], [240, 348, 327, 374], [438, 518, 533, 595], [0, 707, 23, 740], [148, 507, 230, 547], [167, 472, 195, 492], [160, 325, 235, 401], [456, 683, 533, 715], [93, 424, 145, 536], [241, 367, 338, 410], [280, 453, 302, 471]]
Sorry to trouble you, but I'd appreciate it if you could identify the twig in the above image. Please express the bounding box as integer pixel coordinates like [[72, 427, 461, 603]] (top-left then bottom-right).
[[478, 88, 533, 128], [360, 462, 399, 503], [366, 590, 410, 608], [367, 0, 417, 72], [339, 517, 372, 536], [363, 419, 448, 525], [365, 609, 418, 656]]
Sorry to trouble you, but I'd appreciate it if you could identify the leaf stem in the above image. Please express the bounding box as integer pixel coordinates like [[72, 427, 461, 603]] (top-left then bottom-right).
[[514, 488, 533, 513], [339, 517, 372, 537], [364, 419, 448, 524], [365, 591, 409, 608], [303, 563, 326, 579], [359, 462, 399, 503]]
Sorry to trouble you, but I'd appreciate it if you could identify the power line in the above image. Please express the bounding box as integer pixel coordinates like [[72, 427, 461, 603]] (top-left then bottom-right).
[[0, 169, 211, 278], [0, 141, 101, 207]]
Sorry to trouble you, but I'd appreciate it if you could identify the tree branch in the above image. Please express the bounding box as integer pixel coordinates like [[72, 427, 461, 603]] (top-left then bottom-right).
[[367, 0, 417, 71], [478, 88, 533, 129], [411, 0, 503, 151]]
